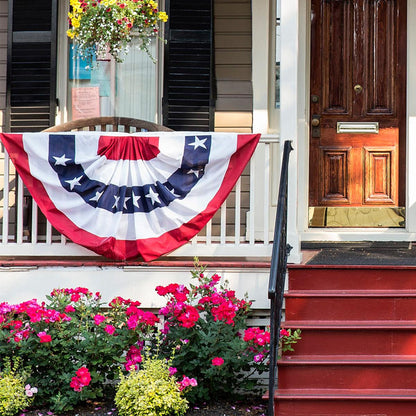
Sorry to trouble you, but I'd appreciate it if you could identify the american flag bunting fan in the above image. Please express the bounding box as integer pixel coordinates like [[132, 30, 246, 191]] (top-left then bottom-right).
[[0, 132, 260, 260]]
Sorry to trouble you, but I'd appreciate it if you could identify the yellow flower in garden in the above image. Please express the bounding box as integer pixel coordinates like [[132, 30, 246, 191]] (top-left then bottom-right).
[[67, 29, 75, 39]]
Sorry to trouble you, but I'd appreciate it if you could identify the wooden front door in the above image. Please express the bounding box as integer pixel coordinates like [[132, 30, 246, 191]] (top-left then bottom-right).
[[309, 0, 406, 227]]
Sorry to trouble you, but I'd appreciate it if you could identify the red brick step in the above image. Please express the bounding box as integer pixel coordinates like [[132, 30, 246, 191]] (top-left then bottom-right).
[[275, 265, 416, 415]]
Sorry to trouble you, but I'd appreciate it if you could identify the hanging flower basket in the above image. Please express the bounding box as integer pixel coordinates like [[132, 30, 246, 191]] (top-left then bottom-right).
[[67, 0, 168, 63]]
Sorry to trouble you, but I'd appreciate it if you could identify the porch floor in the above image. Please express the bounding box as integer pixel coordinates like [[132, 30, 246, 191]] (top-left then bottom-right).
[[0, 256, 271, 268], [302, 242, 416, 266]]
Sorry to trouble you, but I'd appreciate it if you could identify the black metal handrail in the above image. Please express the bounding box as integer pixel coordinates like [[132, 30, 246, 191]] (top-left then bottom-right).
[[267, 140, 293, 416]]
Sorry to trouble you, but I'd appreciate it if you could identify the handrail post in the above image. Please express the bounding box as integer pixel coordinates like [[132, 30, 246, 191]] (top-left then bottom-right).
[[267, 140, 293, 416]]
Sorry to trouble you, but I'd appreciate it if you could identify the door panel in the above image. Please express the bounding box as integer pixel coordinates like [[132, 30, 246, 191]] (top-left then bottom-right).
[[364, 145, 397, 204], [364, 1, 396, 116], [321, 1, 353, 116], [309, 0, 406, 225]]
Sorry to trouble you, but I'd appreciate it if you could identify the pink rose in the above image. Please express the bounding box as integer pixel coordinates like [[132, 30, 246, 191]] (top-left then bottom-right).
[[212, 357, 224, 366], [65, 305, 75, 313], [105, 324, 115, 335], [76, 367, 91, 386], [70, 376, 83, 392], [94, 314, 106, 325]]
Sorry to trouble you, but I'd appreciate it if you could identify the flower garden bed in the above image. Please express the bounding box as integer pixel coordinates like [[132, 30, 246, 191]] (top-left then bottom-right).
[[22, 397, 268, 416], [1, 260, 299, 416]]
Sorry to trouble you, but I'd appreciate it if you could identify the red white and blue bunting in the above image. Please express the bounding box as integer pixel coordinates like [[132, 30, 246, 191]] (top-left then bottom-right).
[[0, 132, 260, 260]]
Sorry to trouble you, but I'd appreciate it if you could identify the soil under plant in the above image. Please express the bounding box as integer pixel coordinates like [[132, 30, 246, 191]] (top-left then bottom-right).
[[22, 396, 268, 416]]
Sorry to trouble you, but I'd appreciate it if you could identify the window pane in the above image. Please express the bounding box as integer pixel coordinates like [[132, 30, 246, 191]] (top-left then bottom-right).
[[68, 38, 158, 122]]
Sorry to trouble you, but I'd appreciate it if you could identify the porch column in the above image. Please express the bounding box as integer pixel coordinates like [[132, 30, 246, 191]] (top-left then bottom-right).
[[280, 0, 303, 263], [406, 0, 416, 235]]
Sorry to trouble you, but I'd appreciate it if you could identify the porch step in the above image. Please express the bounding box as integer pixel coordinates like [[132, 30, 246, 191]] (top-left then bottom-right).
[[275, 389, 416, 416], [275, 265, 416, 415], [288, 265, 416, 291], [285, 291, 416, 321], [282, 325, 416, 356], [278, 356, 416, 389]]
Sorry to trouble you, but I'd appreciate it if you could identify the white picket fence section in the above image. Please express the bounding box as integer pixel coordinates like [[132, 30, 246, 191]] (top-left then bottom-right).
[[0, 136, 280, 258]]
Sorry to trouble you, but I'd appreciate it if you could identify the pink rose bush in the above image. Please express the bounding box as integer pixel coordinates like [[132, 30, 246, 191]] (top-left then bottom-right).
[[0, 287, 159, 412], [153, 259, 299, 403]]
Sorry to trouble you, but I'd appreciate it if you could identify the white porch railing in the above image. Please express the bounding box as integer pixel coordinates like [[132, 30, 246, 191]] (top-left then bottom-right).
[[0, 136, 280, 258]]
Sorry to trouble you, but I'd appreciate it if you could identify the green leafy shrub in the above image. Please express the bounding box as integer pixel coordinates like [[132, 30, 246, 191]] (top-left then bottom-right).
[[0, 358, 36, 416], [115, 353, 190, 416]]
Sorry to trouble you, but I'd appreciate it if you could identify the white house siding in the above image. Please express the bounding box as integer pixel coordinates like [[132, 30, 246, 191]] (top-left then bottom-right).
[[209, 0, 253, 238], [214, 0, 253, 133], [0, 265, 271, 316]]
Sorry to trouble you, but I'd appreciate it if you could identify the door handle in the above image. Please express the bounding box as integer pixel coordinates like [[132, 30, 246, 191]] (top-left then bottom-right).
[[311, 117, 320, 127], [311, 115, 321, 138], [354, 84, 363, 93]]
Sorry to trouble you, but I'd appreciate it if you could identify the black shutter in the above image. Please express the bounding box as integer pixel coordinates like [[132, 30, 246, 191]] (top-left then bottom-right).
[[6, 0, 57, 132], [163, 0, 214, 131]]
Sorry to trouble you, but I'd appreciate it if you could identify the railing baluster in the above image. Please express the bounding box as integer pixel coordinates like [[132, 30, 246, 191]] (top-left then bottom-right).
[[206, 219, 212, 245], [16, 176, 24, 244], [2, 152, 10, 244], [31, 199, 38, 243], [234, 178, 241, 245], [46, 221, 52, 245], [249, 156, 255, 244], [220, 200, 227, 244]]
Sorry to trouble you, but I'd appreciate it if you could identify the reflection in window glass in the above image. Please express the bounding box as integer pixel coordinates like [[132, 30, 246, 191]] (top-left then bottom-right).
[[275, 0, 280, 108], [68, 37, 158, 122]]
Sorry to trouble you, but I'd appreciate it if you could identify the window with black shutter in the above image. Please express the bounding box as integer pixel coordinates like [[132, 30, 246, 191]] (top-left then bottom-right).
[[163, 0, 214, 131], [6, 0, 57, 132]]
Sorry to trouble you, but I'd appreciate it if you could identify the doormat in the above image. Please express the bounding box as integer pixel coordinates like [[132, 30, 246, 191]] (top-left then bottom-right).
[[307, 245, 416, 266]]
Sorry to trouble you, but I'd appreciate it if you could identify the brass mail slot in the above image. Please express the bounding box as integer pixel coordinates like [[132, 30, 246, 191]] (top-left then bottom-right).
[[337, 122, 379, 134]]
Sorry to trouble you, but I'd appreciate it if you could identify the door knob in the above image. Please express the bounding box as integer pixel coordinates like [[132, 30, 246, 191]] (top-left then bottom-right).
[[311, 117, 320, 127], [354, 84, 363, 93]]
